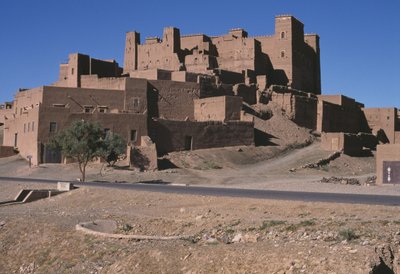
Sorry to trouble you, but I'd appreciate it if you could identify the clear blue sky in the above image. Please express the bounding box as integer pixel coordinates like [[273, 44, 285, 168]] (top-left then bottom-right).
[[0, 0, 399, 108]]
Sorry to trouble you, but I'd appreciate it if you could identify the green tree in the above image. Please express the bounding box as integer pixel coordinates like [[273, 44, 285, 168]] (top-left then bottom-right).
[[98, 131, 126, 167], [50, 120, 104, 182]]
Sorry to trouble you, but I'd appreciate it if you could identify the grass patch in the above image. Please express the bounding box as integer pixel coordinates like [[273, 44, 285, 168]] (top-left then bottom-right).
[[259, 220, 286, 230], [339, 228, 358, 241], [285, 219, 316, 232]]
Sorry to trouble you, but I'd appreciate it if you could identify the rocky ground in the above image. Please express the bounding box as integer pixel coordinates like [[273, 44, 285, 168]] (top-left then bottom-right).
[[1, 181, 400, 273], [1, 109, 399, 273]]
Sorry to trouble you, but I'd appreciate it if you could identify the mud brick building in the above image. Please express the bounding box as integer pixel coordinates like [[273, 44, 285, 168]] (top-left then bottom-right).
[[1, 14, 398, 168]]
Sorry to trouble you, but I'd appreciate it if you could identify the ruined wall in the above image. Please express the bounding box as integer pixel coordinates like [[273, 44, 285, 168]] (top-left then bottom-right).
[[376, 144, 400, 185], [54, 53, 121, 88], [151, 119, 254, 154], [271, 92, 317, 129], [147, 80, 201, 120], [233, 84, 257, 105], [135, 28, 182, 72], [211, 35, 259, 74], [194, 96, 242, 122], [123, 15, 320, 94], [363, 108, 397, 144]]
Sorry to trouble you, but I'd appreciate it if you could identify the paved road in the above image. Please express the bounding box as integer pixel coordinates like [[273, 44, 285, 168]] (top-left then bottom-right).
[[0, 176, 399, 206]]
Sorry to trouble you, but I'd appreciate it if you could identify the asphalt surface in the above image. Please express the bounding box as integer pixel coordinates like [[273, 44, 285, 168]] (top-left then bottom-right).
[[0, 176, 399, 206]]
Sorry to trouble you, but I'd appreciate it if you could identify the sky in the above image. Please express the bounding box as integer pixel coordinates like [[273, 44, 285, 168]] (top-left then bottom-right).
[[0, 0, 399, 108]]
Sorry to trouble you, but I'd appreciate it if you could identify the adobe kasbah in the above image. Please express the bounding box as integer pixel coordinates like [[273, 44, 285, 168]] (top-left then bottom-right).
[[0, 15, 399, 184]]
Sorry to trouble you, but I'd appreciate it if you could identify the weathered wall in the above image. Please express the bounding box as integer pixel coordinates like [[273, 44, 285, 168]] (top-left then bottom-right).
[[271, 92, 317, 130], [376, 144, 400, 185], [37, 107, 147, 165], [256, 16, 321, 94], [123, 15, 321, 94], [54, 53, 122, 88], [80, 75, 126, 90], [151, 119, 254, 154], [194, 96, 242, 122], [171, 71, 199, 83], [3, 106, 40, 164], [321, 132, 363, 156], [317, 100, 365, 133], [233, 84, 257, 105], [363, 108, 397, 144], [130, 69, 172, 81], [0, 146, 16, 158], [147, 80, 201, 120]]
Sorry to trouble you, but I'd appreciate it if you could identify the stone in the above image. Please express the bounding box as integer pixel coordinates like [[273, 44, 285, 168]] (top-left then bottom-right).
[[232, 233, 243, 243], [57, 182, 74, 191]]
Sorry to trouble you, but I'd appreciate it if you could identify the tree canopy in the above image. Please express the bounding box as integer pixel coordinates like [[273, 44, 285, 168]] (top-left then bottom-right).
[[50, 120, 125, 181]]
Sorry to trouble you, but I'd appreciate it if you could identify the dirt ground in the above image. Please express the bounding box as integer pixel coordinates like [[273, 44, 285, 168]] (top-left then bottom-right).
[[1, 181, 400, 274], [1, 129, 399, 273]]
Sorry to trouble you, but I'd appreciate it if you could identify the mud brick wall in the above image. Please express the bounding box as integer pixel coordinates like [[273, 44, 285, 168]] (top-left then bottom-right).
[[148, 80, 201, 120], [0, 146, 16, 158], [151, 119, 254, 154], [317, 100, 365, 133], [292, 95, 317, 130]]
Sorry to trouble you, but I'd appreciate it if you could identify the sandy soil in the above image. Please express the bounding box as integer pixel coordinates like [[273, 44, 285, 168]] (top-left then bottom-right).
[[1, 181, 399, 273]]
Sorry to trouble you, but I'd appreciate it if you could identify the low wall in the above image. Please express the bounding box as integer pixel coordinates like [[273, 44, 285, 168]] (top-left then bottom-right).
[[0, 146, 17, 158], [376, 144, 400, 185], [151, 119, 254, 154], [321, 132, 363, 156]]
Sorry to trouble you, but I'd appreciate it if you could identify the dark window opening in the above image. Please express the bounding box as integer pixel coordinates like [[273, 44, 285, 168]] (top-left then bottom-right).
[[71, 68, 74, 75], [130, 130, 138, 142], [49, 122, 57, 133], [184, 136, 193, 150], [281, 31, 285, 39], [14, 133, 18, 147], [133, 98, 140, 108], [281, 51, 285, 58]]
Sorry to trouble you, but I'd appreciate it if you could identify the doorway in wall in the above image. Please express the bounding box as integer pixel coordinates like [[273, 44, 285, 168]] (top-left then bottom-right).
[[184, 136, 193, 150], [14, 133, 18, 147]]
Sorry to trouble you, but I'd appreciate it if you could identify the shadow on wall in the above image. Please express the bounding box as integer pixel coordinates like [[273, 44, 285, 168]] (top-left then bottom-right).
[[147, 83, 160, 118], [158, 158, 178, 170], [272, 70, 289, 86], [254, 129, 278, 146], [130, 147, 150, 172]]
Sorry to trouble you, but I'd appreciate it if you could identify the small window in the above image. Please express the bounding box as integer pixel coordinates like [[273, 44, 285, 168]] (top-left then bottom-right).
[[32, 121, 35, 131], [83, 106, 94, 113], [130, 130, 137, 142], [50, 122, 57, 133], [71, 68, 74, 75], [281, 51, 285, 58], [24, 123, 26, 133], [98, 106, 108, 113], [281, 31, 285, 39], [53, 104, 66, 108], [133, 98, 140, 108], [28, 122, 31, 132]]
